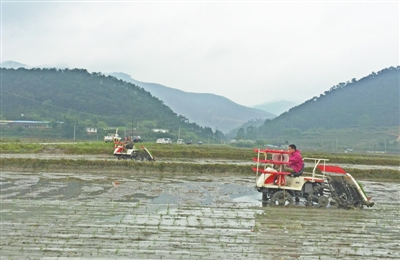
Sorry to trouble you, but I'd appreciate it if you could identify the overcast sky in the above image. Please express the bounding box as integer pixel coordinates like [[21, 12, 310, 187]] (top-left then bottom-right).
[[1, 1, 399, 107]]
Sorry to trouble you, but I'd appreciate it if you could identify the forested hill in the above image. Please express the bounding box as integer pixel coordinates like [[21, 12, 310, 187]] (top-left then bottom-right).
[[0, 68, 215, 138], [110, 72, 274, 133], [258, 66, 400, 138]]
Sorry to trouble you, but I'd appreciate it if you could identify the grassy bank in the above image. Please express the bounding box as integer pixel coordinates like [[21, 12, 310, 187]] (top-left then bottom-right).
[[1, 158, 399, 181], [1, 140, 399, 166], [0, 158, 251, 175]]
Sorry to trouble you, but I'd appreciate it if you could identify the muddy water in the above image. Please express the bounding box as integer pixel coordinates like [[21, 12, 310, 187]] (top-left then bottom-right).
[[1, 170, 399, 259]]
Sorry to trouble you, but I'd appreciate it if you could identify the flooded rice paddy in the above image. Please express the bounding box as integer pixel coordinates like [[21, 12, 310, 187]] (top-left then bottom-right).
[[1, 165, 400, 259]]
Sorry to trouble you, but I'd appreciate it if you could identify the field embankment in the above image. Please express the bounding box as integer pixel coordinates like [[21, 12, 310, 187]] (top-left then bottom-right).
[[1, 157, 399, 181], [1, 140, 399, 180], [1, 141, 399, 164]]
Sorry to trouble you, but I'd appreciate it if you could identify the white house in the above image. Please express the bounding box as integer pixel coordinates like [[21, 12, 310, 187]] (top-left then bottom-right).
[[86, 127, 97, 134], [152, 129, 168, 133]]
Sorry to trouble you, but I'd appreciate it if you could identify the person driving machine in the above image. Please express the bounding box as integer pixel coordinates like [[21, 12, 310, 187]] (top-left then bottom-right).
[[123, 136, 134, 151], [284, 144, 304, 176]]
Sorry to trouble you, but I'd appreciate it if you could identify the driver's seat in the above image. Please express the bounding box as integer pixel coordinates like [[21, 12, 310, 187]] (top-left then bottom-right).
[[290, 163, 305, 177]]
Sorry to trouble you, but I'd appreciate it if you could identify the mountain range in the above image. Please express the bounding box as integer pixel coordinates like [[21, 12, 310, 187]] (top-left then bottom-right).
[[253, 100, 298, 116], [257, 66, 400, 139], [1, 61, 399, 143], [0, 67, 219, 141], [109, 72, 275, 133], [1, 61, 276, 133]]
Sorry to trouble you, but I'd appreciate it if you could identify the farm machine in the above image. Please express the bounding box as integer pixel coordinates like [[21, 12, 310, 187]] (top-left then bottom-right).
[[113, 143, 155, 161], [253, 149, 374, 209]]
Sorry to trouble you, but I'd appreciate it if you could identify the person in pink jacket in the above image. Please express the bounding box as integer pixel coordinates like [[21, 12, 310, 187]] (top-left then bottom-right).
[[285, 144, 304, 176]]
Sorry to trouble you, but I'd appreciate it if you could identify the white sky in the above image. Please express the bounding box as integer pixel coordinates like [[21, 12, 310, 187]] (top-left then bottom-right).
[[1, 0, 399, 107]]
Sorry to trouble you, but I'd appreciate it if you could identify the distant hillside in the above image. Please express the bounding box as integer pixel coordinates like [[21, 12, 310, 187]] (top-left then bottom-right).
[[253, 100, 297, 116], [257, 66, 400, 138], [110, 73, 274, 133], [0, 68, 216, 140], [226, 118, 266, 140], [0, 60, 30, 69]]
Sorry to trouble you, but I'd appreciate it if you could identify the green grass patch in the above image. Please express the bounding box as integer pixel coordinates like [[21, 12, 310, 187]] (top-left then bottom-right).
[[0, 158, 252, 175], [1, 140, 399, 166], [0, 157, 398, 180]]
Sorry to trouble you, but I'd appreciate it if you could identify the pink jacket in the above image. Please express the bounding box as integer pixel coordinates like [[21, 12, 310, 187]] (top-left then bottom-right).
[[287, 150, 304, 173]]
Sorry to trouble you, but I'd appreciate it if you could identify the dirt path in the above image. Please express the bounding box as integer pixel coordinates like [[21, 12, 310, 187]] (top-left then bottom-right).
[[1, 169, 399, 259]]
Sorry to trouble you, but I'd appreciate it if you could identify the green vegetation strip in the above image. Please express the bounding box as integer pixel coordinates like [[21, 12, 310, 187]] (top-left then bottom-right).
[[345, 168, 400, 181], [1, 141, 400, 165], [0, 158, 250, 175], [0, 158, 398, 180]]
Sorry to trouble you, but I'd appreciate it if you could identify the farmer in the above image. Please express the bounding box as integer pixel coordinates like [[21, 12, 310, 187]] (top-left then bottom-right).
[[285, 144, 304, 176], [123, 136, 134, 150]]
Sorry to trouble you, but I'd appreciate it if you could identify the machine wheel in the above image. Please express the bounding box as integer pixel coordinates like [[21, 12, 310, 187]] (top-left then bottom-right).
[[307, 184, 332, 207], [270, 190, 293, 206], [261, 192, 270, 207], [336, 193, 351, 209], [262, 192, 270, 201], [318, 196, 329, 207]]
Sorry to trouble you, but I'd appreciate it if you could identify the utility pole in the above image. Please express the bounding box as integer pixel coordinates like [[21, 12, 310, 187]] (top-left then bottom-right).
[[335, 138, 337, 152], [385, 139, 387, 154], [73, 125, 76, 140]]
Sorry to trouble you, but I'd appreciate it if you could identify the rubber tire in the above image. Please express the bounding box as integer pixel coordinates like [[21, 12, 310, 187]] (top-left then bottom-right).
[[308, 184, 332, 207], [262, 192, 269, 201], [318, 196, 329, 207], [270, 190, 293, 206]]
